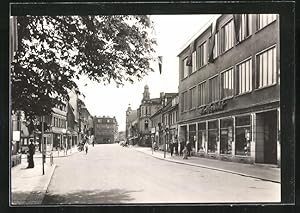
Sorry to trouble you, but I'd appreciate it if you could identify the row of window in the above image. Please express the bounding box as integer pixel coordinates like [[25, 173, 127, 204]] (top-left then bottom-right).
[[141, 106, 152, 116], [52, 116, 66, 128], [184, 115, 252, 156], [181, 14, 277, 80], [181, 46, 277, 112]]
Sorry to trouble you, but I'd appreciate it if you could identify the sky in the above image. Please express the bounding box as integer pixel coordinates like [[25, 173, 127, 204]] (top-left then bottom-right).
[[75, 15, 216, 132]]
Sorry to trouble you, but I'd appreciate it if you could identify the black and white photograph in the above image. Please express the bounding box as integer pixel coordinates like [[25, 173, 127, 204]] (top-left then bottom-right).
[[7, 2, 295, 207]]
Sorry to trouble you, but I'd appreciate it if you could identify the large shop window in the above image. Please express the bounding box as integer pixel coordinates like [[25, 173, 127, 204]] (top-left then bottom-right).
[[209, 76, 219, 103], [235, 115, 252, 156], [257, 14, 276, 30], [197, 41, 207, 68], [197, 122, 206, 152], [220, 118, 233, 154], [256, 46, 277, 88], [198, 82, 207, 106], [237, 58, 252, 94], [208, 120, 218, 153], [221, 68, 234, 99], [189, 124, 196, 148]]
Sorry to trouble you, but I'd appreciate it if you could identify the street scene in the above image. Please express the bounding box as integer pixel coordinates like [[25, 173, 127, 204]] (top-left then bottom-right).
[[10, 11, 281, 205]]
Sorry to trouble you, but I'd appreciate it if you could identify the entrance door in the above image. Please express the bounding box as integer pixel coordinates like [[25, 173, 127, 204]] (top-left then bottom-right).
[[263, 110, 277, 164]]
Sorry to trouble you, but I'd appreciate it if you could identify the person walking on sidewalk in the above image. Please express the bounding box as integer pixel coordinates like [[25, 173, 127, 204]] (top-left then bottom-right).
[[27, 141, 35, 168], [84, 141, 89, 154], [169, 140, 174, 157], [182, 146, 188, 159], [186, 140, 192, 157]]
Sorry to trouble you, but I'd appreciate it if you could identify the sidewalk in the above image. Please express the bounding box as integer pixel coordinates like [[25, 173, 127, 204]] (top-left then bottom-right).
[[132, 146, 280, 183], [10, 147, 78, 206]]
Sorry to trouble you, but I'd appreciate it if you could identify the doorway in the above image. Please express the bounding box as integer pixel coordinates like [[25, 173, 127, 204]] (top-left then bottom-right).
[[256, 110, 278, 164]]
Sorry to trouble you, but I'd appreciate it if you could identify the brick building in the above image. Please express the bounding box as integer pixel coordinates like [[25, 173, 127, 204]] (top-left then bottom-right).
[[177, 14, 280, 166]]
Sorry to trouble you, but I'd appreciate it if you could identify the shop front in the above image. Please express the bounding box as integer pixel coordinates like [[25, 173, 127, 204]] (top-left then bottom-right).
[[178, 108, 280, 166]]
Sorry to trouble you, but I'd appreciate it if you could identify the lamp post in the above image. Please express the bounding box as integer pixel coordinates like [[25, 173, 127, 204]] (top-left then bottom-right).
[[164, 127, 169, 158], [41, 116, 45, 175]]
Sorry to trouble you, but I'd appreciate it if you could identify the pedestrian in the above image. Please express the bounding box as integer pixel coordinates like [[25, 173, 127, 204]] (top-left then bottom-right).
[[27, 141, 35, 168], [186, 140, 192, 157], [179, 141, 184, 156], [174, 136, 178, 155], [91, 135, 95, 147], [84, 141, 89, 154], [169, 141, 174, 157], [183, 146, 188, 159]]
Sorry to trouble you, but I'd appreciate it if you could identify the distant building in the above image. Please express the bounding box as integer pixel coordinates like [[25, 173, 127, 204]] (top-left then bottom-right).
[[150, 94, 178, 150], [93, 116, 118, 144]]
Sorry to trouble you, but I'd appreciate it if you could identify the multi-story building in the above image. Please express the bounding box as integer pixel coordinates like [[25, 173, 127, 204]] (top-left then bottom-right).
[[150, 93, 178, 150], [136, 85, 161, 146], [93, 116, 118, 144], [177, 14, 280, 166]]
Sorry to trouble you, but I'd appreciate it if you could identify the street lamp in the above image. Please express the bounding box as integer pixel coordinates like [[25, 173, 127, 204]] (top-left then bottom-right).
[[164, 127, 169, 158]]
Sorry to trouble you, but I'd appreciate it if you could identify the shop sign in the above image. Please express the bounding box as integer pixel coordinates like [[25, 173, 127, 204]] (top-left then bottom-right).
[[198, 100, 227, 115]]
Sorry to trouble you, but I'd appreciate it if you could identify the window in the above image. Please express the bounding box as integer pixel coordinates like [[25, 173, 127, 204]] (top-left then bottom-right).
[[256, 46, 277, 88], [190, 86, 197, 109], [181, 91, 188, 112], [188, 124, 196, 148], [192, 51, 197, 73], [257, 14, 276, 30], [182, 58, 190, 79], [213, 32, 219, 58], [197, 122, 206, 152], [220, 118, 233, 154], [235, 115, 251, 156], [209, 76, 219, 103], [145, 120, 149, 129], [198, 82, 207, 106], [236, 58, 252, 94], [222, 20, 234, 52], [238, 14, 252, 41], [221, 68, 234, 99], [197, 41, 207, 68], [208, 120, 218, 153]]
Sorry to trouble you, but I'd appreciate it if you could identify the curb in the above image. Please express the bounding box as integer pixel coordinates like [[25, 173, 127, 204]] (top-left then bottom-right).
[[134, 149, 280, 184], [23, 164, 57, 205]]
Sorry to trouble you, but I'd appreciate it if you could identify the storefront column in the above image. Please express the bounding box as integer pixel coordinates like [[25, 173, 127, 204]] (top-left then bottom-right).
[[232, 116, 236, 157], [277, 108, 281, 166], [205, 121, 208, 154], [250, 113, 256, 163], [217, 119, 220, 155], [195, 123, 198, 152]]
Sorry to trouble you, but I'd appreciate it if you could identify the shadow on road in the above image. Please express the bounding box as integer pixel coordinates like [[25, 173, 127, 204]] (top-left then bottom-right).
[[42, 188, 143, 204]]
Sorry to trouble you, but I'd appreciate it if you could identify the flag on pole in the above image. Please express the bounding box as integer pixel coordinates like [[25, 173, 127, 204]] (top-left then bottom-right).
[[233, 14, 241, 42], [208, 18, 219, 63], [158, 56, 163, 74], [186, 40, 195, 66]]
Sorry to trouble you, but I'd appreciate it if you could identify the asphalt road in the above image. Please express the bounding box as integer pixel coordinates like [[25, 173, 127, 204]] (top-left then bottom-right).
[[42, 144, 280, 204]]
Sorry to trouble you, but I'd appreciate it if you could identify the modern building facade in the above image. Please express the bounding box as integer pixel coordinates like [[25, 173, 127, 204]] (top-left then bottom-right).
[[178, 14, 280, 166], [93, 116, 118, 144]]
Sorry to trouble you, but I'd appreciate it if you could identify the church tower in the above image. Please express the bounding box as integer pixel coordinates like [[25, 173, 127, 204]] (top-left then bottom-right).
[[142, 85, 150, 102]]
